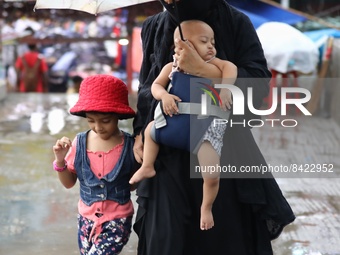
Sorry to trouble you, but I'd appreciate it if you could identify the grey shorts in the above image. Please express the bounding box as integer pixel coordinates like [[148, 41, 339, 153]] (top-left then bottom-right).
[[201, 119, 227, 156]]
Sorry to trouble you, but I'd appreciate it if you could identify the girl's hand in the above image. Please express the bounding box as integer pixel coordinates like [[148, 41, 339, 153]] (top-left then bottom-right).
[[53, 137, 72, 162], [219, 88, 232, 111], [161, 94, 181, 117]]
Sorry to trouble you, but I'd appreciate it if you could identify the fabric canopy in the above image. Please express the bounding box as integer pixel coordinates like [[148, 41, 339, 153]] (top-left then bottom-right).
[[227, 0, 307, 28], [256, 22, 319, 73]]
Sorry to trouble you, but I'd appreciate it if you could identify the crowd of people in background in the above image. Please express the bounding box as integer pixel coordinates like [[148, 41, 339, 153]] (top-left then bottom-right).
[[1, 7, 134, 93]]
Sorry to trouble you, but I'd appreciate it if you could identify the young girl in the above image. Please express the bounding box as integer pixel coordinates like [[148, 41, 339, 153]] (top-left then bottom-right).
[[129, 20, 236, 231], [52, 74, 136, 255]]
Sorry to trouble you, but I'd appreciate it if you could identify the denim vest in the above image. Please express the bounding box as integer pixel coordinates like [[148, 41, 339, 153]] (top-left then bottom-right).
[[74, 130, 134, 206]]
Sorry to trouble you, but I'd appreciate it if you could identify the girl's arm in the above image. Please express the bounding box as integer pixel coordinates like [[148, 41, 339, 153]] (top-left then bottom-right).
[[56, 165, 77, 189], [52, 137, 77, 189]]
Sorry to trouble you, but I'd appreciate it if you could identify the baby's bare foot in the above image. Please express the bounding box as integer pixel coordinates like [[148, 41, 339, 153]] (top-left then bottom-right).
[[200, 208, 214, 230], [129, 166, 156, 184]]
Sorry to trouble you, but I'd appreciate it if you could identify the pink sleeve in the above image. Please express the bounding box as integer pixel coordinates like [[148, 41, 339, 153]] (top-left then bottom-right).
[[65, 137, 78, 174]]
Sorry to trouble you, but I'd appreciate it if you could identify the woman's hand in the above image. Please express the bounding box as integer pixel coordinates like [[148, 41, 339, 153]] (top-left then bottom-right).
[[174, 38, 222, 78], [133, 134, 144, 164], [174, 38, 205, 75]]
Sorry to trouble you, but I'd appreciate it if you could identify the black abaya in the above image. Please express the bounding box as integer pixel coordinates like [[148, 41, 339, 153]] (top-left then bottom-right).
[[133, 1, 295, 254]]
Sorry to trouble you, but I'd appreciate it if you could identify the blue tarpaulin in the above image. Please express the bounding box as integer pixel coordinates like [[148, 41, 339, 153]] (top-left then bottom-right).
[[304, 29, 340, 42], [227, 0, 307, 28]]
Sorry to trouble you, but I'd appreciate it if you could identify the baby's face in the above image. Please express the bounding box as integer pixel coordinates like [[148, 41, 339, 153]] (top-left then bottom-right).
[[189, 31, 216, 62], [176, 21, 216, 62]]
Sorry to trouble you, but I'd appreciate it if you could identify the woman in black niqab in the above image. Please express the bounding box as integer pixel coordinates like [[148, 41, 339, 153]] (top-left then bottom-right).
[[133, 1, 295, 254]]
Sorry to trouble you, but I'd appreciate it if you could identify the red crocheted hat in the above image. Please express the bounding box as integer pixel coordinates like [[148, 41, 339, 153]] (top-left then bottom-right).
[[70, 74, 135, 119]]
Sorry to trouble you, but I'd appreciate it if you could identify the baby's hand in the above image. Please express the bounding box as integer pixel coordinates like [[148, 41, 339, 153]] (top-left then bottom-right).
[[161, 94, 182, 117], [53, 137, 72, 162], [219, 88, 232, 111]]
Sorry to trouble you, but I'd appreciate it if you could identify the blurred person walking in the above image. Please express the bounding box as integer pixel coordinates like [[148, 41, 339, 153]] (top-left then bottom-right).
[[66, 75, 83, 94], [15, 43, 48, 92]]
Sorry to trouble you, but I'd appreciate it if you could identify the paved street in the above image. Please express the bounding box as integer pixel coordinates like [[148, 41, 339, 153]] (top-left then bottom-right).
[[252, 116, 340, 255], [0, 92, 339, 255]]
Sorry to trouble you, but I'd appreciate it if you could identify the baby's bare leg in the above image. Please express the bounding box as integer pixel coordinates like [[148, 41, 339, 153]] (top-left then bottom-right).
[[129, 121, 158, 184], [197, 141, 220, 230]]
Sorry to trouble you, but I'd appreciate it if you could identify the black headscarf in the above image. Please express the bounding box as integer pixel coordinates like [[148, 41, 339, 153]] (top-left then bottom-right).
[[159, 0, 220, 21]]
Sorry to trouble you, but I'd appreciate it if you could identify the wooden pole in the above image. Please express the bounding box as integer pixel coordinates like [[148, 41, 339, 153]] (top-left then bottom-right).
[[306, 36, 334, 114], [126, 35, 133, 94], [281, 0, 290, 9]]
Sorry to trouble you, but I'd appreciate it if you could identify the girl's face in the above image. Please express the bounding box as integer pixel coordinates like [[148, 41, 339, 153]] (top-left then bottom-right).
[[85, 112, 119, 140]]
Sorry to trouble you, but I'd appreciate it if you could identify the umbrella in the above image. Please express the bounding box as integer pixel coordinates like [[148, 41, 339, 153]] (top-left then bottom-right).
[[34, 0, 185, 39], [34, 0, 157, 15]]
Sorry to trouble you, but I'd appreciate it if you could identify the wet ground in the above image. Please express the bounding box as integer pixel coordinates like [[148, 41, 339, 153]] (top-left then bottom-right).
[[0, 92, 339, 255]]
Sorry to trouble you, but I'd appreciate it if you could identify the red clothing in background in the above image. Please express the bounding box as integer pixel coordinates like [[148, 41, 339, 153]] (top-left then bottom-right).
[[15, 52, 48, 92]]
